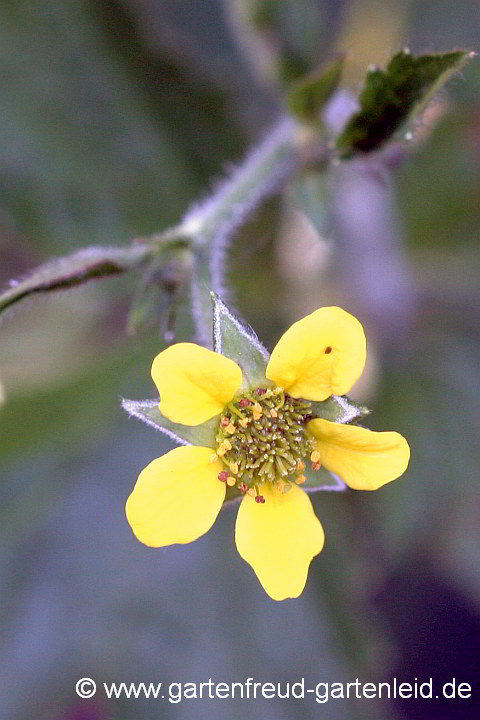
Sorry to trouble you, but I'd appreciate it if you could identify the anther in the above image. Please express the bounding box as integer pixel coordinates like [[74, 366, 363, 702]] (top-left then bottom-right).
[[225, 422, 236, 435], [252, 403, 263, 420], [239, 398, 251, 407], [218, 471, 229, 483], [325, 346, 332, 354], [295, 475, 306, 485], [227, 476, 236, 487], [256, 387, 267, 396], [255, 495, 265, 503], [310, 450, 321, 463]]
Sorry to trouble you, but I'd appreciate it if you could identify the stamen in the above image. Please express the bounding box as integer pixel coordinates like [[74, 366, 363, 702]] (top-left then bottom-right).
[[228, 402, 246, 419], [216, 386, 315, 500], [252, 402, 263, 420]]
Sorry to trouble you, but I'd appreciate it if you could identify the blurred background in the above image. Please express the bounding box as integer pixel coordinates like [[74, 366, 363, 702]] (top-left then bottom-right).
[[1, 1, 480, 719]]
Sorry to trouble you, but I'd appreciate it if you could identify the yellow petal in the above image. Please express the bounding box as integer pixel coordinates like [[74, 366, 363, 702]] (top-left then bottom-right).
[[266, 306, 366, 400], [152, 343, 243, 425], [126, 446, 225, 547], [308, 418, 410, 490], [235, 483, 324, 601]]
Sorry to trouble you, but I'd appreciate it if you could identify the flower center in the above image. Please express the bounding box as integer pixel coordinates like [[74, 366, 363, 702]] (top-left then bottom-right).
[[214, 385, 317, 502]]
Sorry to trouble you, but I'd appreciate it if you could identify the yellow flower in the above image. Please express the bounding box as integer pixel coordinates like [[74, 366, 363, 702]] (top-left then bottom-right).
[[126, 306, 410, 601]]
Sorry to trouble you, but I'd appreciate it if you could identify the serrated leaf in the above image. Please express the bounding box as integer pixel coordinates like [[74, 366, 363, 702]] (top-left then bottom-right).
[[287, 55, 345, 124], [309, 395, 370, 424], [0, 244, 153, 317], [211, 293, 269, 388], [122, 398, 218, 448], [336, 49, 473, 157]]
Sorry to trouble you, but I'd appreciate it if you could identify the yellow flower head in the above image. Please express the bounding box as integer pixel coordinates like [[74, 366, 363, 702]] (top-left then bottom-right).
[[125, 304, 410, 601]]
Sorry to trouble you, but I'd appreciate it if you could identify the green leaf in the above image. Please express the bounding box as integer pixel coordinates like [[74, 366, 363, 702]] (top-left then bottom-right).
[[211, 293, 269, 388], [122, 398, 218, 449], [309, 395, 370, 423], [336, 49, 473, 157], [287, 55, 345, 124], [0, 244, 153, 317]]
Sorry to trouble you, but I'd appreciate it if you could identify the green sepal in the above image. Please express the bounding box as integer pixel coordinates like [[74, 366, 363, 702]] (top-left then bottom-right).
[[121, 398, 218, 449], [224, 484, 244, 507], [309, 395, 370, 424], [304, 465, 347, 493], [211, 292, 269, 388], [287, 55, 345, 124], [336, 49, 473, 157]]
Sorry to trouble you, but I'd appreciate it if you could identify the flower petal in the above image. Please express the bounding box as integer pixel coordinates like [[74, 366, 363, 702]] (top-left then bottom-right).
[[266, 307, 366, 400], [308, 418, 410, 490], [235, 483, 324, 601], [126, 446, 225, 546], [152, 343, 243, 425]]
